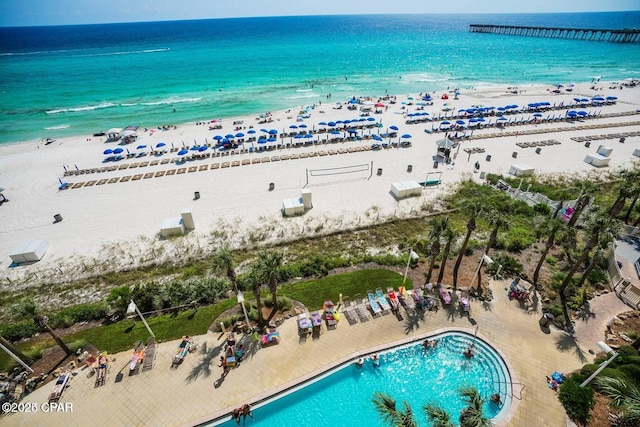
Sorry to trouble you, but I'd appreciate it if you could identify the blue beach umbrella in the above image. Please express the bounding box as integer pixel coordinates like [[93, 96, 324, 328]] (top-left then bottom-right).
[[348, 129, 358, 134], [113, 147, 124, 154], [533, 113, 543, 117], [213, 135, 223, 140], [190, 145, 200, 151], [198, 146, 208, 152], [294, 134, 304, 139], [268, 137, 277, 142], [305, 133, 313, 138], [389, 125, 399, 131], [401, 134, 412, 139], [372, 134, 383, 141], [330, 130, 341, 135], [367, 117, 376, 122], [456, 120, 466, 125], [298, 124, 308, 128], [318, 121, 327, 126], [289, 125, 298, 129], [103, 149, 114, 155], [247, 129, 256, 134], [577, 111, 588, 116], [178, 149, 189, 155], [235, 132, 244, 138], [136, 145, 147, 150], [606, 96, 617, 101], [269, 129, 278, 135], [258, 137, 267, 144], [156, 142, 166, 148], [328, 122, 336, 127], [225, 134, 235, 139]]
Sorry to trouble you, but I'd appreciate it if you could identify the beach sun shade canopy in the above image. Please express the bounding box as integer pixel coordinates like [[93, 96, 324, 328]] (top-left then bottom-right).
[[436, 138, 453, 149]]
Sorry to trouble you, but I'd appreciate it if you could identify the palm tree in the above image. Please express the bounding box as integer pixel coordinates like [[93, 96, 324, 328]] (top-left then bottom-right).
[[560, 225, 578, 264], [255, 250, 284, 323], [16, 298, 73, 356], [372, 392, 417, 427], [425, 217, 447, 283], [532, 217, 564, 287], [610, 174, 637, 217], [437, 222, 458, 286], [211, 246, 238, 293], [0, 335, 34, 365], [621, 168, 640, 223], [558, 207, 621, 330], [595, 377, 640, 427], [478, 209, 509, 291], [452, 201, 483, 289], [459, 386, 492, 427], [424, 403, 455, 427], [567, 181, 599, 228]]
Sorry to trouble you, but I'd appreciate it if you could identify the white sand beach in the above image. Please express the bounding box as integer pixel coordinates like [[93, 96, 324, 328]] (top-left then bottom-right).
[[1, 82, 639, 291]]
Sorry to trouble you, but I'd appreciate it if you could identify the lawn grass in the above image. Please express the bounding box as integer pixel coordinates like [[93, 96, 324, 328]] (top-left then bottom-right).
[[0, 298, 236, 372], [278, 268, 413, 310]]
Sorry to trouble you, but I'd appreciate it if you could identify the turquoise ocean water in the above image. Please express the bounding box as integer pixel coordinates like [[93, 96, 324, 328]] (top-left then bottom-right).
[[1, 12, 639, 144]]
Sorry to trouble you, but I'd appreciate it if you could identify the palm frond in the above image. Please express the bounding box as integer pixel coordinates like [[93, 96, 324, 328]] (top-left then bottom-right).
[[424, 403, 454, 427]]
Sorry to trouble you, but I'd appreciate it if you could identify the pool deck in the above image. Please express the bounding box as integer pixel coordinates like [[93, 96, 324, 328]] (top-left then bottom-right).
[[6, 279, 626, 427]]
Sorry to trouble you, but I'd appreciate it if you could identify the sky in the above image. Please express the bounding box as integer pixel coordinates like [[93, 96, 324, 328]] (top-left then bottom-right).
[[0, 0, 638, 27]]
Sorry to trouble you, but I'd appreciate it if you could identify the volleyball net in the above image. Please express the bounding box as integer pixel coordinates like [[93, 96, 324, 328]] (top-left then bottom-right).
[[305, 161, 373, 187]]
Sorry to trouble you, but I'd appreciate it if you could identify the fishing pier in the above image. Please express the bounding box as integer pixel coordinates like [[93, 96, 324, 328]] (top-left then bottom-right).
[[469, 24, 640, 43]]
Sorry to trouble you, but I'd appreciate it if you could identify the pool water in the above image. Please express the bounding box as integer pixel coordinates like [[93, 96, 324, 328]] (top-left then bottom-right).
[[213, 332, 511, 426]]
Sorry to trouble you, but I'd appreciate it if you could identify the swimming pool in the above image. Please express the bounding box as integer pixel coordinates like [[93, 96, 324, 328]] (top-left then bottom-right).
[[211, 332, 512, 426]]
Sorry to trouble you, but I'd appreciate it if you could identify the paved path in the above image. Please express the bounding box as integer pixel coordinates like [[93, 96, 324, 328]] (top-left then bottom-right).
[[6, 280, 632, 427], [573, 291, 633, 352]]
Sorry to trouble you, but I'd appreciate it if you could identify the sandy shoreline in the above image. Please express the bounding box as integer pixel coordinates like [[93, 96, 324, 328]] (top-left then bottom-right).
[[1, 81, 639, 297]]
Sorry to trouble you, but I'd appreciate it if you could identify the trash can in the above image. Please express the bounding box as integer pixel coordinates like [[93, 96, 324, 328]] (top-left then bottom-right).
[[584, 142, 590, 148], [269, 182, 275, 191], [485, 155, 492, 162], [479, 171, 486, 180], [433, 161, 439, 169], [512, 151, 518, 158], [535, 147, 542, 154], [53, 214, 63, 223], [377, 168, 382, 176], [619, 137, 626, 143], [194, 191, 200, 200], [539, 313, 554, 327], [407, 164, 413, 173]]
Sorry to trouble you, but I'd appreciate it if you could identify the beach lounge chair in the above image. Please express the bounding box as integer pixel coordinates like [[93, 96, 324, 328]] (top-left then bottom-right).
[[367, 291, 382, 316], [129, 342, 145, 375], [260, 330, 280, 347], [297, 312, 313, 337], [386, 287, 400, 312], [398, 286, 416, 312], [439, 286, 452, 305], [341, 298, 358, 325], [458, 291, 471, 315], [375, 288, 392, 313], [48, 370, 72, 403], [353, 294, 371, 322], [94, 352, 109, 387], [170, 336, 191, 370], [311, 312, 323, 339]]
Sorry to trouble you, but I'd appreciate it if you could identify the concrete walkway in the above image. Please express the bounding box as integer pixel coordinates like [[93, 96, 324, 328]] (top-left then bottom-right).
[[573, 291, 633, 352], [6, 280, 630, 427]]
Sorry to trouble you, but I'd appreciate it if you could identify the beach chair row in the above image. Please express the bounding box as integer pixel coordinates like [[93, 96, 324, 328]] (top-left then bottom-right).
[[515, 140, 561, 148], [58, 146, 377, 190], [466, 119, 640, 142], [571, 130, 640, 143]]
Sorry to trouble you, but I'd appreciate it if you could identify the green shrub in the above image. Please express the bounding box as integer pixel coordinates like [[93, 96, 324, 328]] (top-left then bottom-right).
[[263, 295, 293, 312], [504, 226, 536, 252], [193, 276, 228, 304], [533, 203, 551, 216], [107, 285, 132, 317], [49, 303, 108, 328], [545, 256, 557, 266], [218, 314, 242, 328], [579, 364, 599, 378], [131, 282, 162, 313], [558, 374, 595, 424], [68, 339, 87, 353], [618, 364, 640, 383], [0, 321, 38, 342], [546, 305, 563, 318], [485, 253, 523, 278], [586, 268, 608, 285]]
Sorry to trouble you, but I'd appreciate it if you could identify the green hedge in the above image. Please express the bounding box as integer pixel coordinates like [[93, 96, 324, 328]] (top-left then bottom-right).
[[0, 321, 38, 343], [558, 374, 595, 425]]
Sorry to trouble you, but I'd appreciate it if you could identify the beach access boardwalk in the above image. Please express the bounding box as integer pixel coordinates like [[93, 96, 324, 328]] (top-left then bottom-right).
[[6, 279, 625, 427], [470, 24, 640, 43]]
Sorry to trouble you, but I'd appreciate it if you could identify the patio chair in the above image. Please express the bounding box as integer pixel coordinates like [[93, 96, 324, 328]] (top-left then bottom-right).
[[353, 294, 370, 322]]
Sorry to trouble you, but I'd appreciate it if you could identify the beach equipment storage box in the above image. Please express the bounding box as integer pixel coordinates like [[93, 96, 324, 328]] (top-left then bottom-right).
[[9, 240, 49, 264], [509, 164, 535, 177], [584, 153, 611, 168], [161, 217, 185, 237], [180, 208, 195, 229], [301, 189, 312, 209]]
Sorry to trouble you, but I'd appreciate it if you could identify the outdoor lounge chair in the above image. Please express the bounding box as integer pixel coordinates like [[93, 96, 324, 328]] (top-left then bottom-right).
[[398, 286, 416, 312], [375, 288, 392, 313], [353, 294, 371, 322], [458, 291, 471, 315], [311, 312, 323, 339], [297, 312, 313, 337], [341, 298, 358, 325], [48, 370, 71, 403], [261, 330, 280, 347], [367, 291, 382, 316], [386, 287, 400, 312], [439, 286, 452, 305]]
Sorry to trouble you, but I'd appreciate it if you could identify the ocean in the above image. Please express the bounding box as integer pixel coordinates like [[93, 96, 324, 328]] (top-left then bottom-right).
[[1, 12, 639, 144]]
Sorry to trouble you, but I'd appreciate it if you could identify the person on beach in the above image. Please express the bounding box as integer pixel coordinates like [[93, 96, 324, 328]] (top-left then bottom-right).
[[474, 161, 480, 172]]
